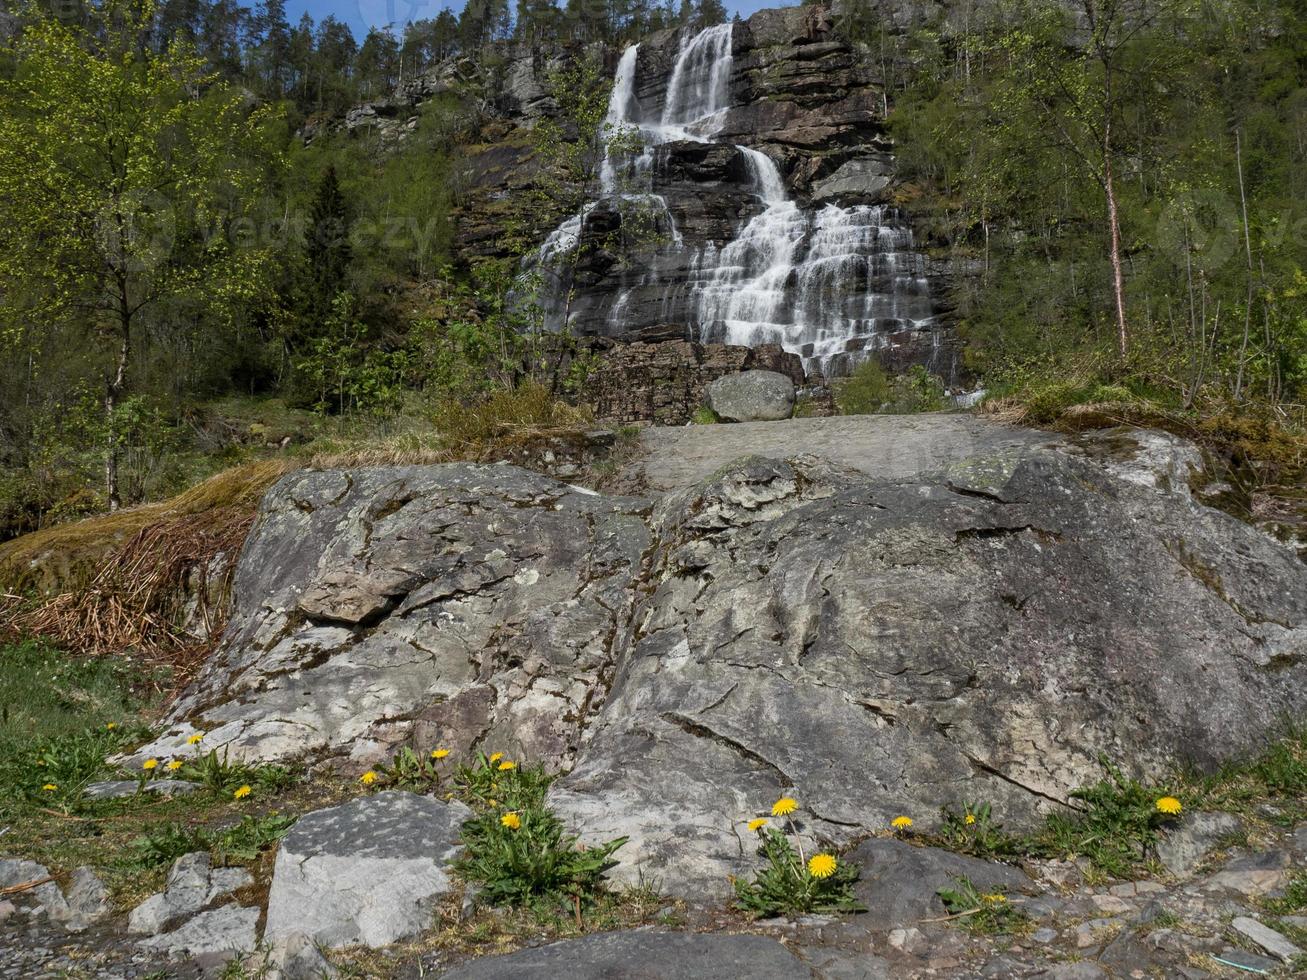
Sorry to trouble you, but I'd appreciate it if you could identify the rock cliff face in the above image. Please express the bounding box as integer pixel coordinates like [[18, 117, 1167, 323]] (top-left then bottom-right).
[[534, 8, 957, 381], [134, 425, 1307, 897]]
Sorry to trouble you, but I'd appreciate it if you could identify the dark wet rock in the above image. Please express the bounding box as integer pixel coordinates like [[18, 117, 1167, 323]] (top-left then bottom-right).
[[835, 839, 1035, 934]]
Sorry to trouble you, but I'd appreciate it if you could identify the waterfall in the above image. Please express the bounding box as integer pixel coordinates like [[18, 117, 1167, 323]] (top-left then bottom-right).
[[534, 22, 939, 379]]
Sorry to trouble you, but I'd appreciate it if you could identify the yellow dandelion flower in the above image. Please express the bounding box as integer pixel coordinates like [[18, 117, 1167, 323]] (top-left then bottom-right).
[[982, 893, 1007, 904], [487, 799, 498, 807], [187, 733, 204, 745], [105, 723, 116, 730], [167, 760, 183, 771], [808, 854, 838, 879], [498, 760, 516, 771], [142, 758, 159, 771], [488, 752, 504, 764], [964, 813, 976, 825], [42, 783, 58, 791], [1155, 796, 1182, 816], [233, 785, 252, 800], [359, 771, 378, 785], [432, 749, 450, 759], [501, 812, 522, 830], [771, 797, 798, 817], [891, 815, 913, 830], [747, 818, 768, 832]]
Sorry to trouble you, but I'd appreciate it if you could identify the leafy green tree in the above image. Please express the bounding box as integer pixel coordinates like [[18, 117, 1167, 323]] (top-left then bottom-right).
[[0, 0, 280, 509]]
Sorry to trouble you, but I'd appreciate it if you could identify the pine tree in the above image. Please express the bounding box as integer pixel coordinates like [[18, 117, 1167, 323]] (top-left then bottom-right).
[[301, 165, 353, 328]]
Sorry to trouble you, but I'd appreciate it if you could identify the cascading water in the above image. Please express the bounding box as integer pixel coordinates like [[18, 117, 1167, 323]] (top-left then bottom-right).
[[534, 21, 939, 378]]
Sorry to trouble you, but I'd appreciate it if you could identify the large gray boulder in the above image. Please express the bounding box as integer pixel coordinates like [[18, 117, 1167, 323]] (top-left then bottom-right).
[[440, 931, 812, 979], [706, 370, 796, 422], [135, 428, 1307, 901], [548, 450, 1307, 895], [131, 464, 650, 767], [264, 792, 470, 949]]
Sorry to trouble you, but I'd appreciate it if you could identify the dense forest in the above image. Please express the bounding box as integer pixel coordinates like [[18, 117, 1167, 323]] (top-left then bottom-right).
[[0, 0, 1304, 546]]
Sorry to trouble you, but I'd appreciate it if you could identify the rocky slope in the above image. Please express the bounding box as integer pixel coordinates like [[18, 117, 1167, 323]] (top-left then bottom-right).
[[131, 420, 1307, 898]]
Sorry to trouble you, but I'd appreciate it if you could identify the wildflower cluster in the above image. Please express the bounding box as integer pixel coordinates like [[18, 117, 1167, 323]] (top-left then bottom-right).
[[937, 801, 1015, 858], [734, 796, 862, 917], [137, 735, 293, 801], [359, 746, 456, 793], [451, 752, 627, 917]]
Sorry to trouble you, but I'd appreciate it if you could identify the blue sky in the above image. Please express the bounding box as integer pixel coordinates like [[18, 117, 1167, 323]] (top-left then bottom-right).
[[287, 0, 794, 39]]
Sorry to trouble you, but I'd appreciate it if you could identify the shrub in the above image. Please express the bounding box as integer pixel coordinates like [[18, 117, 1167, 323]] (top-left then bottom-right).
[[836, 362, 948, 415], [733, 796, 861, 917]]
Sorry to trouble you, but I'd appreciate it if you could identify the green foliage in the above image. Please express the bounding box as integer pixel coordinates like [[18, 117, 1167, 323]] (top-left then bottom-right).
[[373, 746, 452, 793], [173, 748, 295, 797], [1025, 759, 1181, 878], [453, 752, 554, 812], [131, 813, 295, 868], [691, 406, 719, 425], [937, 877, 1029, 935], [879, 0, 1307, 409], [208, 813, 297, 863], [0, 641, 154, 809], [936, 801, 1016, 859], [836, 362, 948, 415], [452, 753, 627, 913], [455, 804, 627, 911], [130, 823, 209, 868], [294, 292, 408, 417], [734, 827, 862, 918]]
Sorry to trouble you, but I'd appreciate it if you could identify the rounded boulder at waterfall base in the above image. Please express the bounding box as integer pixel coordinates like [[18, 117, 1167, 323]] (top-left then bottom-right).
[[705, 370, 796, 422]]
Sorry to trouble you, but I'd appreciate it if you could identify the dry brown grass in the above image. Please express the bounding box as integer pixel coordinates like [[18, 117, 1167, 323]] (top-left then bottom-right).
[[0, 459, 293, 597]]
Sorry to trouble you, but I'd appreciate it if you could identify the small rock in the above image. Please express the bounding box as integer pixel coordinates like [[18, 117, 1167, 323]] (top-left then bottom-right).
[[887, 926, 924, 952], [1031, 927, 1057, 944], [1109, 880, 1166, 897], [128, 852, 213, 935], [1037, 964, 1107, 979], [1090, 893, 1134, 915], [206, 867, 253, 903], [0, 900, 15, 924], [83, 779, 201, 799], [1230, 916, 1303, 962], [256, 930, 338, 979], [139, 904, 258, 964], [48, 866, 110, 932], [264, 791, 470, 948], [1157, 811, 1243, 877], [1204, 851, 1290, 897], [1072, 918, 1119, 949]]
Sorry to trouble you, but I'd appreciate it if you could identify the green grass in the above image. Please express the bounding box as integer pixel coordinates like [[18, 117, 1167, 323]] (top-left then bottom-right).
[[0, 639, 144, 748]]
